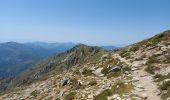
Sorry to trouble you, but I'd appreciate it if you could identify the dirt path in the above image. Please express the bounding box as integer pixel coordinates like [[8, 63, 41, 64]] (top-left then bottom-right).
[[132, 67, 161, 100], [113, 53, 161, 100]]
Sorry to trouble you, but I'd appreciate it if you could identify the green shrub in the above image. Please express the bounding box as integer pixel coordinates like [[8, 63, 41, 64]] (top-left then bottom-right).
[[82, 68, 93, 76], [154, 73, 170, 82], [101, 67, 111, 75], [88, 80, 97, 86], [130, 45, 140, 52], [70, 78, 82, 90], [119, 50, 128, 57], [145, 65, 155, 74], [147, 56, 159, 65], [161, 87, 170, 99], [65, 92, 77, 100], [159, 81, 170, 90], [107, 72, 122, 79], [122, 67, 131, 72], [30, 90, 40, 97], [94, 89, 112, 100], [150, 34, 164, 45], [94, 81, 133, 100]]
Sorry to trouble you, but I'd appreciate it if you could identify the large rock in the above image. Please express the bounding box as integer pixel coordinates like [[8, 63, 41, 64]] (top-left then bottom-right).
[[92, 68, 104, 76], [61, 77, 70, 86], [109, 66, 121, 72]]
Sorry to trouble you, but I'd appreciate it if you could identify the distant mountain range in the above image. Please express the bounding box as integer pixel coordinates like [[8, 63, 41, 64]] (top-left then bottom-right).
[[0, 41, 116, 77], [0, 42, 75, 77]]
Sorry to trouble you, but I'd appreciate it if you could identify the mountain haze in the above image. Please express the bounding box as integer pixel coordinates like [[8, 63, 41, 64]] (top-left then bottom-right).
[[0, 42, 75, 77]]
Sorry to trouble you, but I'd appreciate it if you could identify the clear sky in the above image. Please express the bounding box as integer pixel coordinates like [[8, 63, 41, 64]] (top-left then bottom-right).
[[0, 0, 170, 46]]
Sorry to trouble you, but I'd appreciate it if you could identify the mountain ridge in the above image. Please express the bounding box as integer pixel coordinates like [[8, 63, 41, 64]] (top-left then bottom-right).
[[0, 30, 170, 100]]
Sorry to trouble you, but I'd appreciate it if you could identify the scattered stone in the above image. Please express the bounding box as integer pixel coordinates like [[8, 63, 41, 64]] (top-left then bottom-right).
[[109, 66, 121, 72], [141, 93, 147, 99], [131, 67, 139, 71], [61, 77, 70, 86], [132, 77, 139, 82], [88, 94, 93, 99], [92, 67, 104, 76]]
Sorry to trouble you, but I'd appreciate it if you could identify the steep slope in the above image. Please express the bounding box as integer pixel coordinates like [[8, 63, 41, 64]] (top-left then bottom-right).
[[116, 30, 170, 100], [0, 30, 170, 100], [0, 42, 75, 93], [7, 44, 106, 90]]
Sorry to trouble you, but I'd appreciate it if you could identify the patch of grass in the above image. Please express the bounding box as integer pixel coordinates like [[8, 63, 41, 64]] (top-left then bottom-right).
[[55, 98, 60, 100], [94, 89, 112, 100], [111, 81, 134, 96], [64, 91, 77, 100], [70, 78, 82, 90], [30, 90, 40, 97], [88, 80, 97, 86], [150, 34, 164, 45], [73, 68, 81, 75], [159, 81, 170, 90], [94, 80, 134, 100], [154, 73, 170, 82], [145, 56, 160, 74], [161, 87, 170, 100], [119, 49, 128, 57], [101, 66, 112, 75], [82, 68, 93, 76], [147, 56, 159, 65], [122, 66, 131, 72], [107, 71, 122, 79], [145, 65, 155, 74], [130, 45, 140, 52]]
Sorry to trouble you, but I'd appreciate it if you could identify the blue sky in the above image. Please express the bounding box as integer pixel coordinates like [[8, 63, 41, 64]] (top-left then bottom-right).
[[0, 0, 170, 46]]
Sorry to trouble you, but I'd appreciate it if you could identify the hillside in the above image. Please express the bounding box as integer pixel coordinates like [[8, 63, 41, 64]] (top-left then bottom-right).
[[0, 30, 170, 100], [0, 42, 75, 77], [7, 44, 106, 89]]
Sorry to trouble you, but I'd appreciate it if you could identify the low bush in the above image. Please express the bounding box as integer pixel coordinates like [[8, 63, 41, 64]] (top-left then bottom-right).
[[107, 71, 122, 79], [111, 81, 134, 96], [94, 89, 112, 100], [161, 87, 170, 100], [88, 80, 97, 86], [82, 68, 93, 76], [30, 90, 40, 97], [159, 81, 170, 90], [64, 91, 77, 100], [145, 65, 155, 74], [154, 73, 170, 82]]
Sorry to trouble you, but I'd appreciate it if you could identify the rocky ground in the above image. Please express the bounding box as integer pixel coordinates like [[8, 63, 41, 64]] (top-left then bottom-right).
[[0, 31, 170, 100]]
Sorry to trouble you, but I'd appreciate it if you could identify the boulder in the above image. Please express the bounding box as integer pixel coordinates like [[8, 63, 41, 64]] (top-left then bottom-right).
[[61, 77, 70, 86], [92, 68, 104, 76], [109, 66, 121, 72]]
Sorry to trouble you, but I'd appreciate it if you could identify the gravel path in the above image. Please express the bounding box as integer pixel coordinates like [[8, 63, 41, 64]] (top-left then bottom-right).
[[113, 53, 161, 100]]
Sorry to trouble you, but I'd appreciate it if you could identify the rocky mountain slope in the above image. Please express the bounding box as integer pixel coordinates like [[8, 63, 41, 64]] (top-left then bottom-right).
[[0, 42, 75, 93], [0, 42, 75, 77], [0, 30, 170, 100]]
